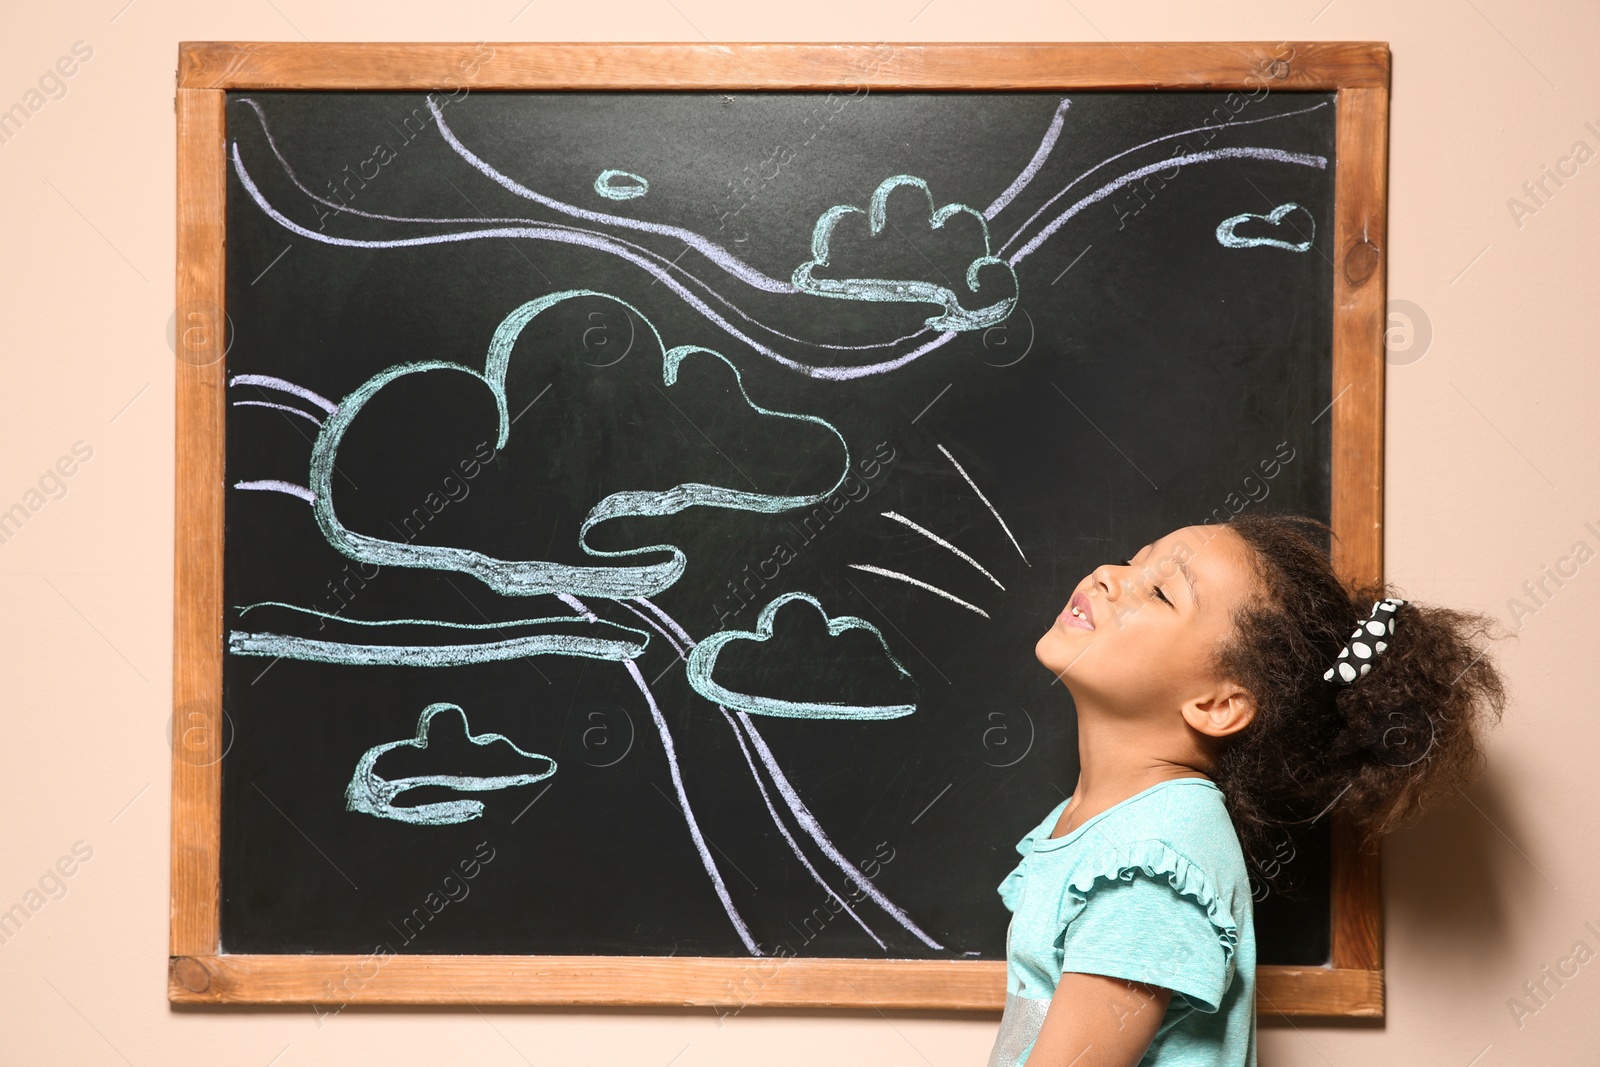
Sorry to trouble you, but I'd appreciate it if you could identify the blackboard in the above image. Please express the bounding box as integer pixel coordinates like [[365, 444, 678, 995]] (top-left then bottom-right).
[[172, 42, 1391, 1015]]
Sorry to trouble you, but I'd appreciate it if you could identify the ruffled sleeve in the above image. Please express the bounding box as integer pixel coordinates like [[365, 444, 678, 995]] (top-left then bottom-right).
[[1052, 839, 1241, 1014], [996, 803, 1063, 913]]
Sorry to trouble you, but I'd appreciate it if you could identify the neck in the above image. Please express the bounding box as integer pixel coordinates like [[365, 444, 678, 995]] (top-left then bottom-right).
[[1070, 698, 1211, 808]]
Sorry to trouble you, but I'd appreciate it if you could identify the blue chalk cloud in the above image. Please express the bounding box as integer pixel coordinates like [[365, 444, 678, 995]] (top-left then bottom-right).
[[346, 702, 557, 825], [1215, 202, 1315, 252], [792, 175, 1019, 332], [307, 289, 852, 600], [686, 592, 917, 721]]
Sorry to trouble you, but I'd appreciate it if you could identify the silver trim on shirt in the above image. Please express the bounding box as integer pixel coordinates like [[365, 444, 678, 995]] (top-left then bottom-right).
[[986, 992, 1052, 1067]]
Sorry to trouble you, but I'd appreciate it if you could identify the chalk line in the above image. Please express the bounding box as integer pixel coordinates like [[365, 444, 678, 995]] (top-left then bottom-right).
[[845, 564, 991, 619], [720, 703, 886, 948], [1008, 146, 1328, 266], [562, 592, 758, 955], [881, 510, 1005, 590], [233, 479, 315, 505], [639, 597, 943, 950], [229, 372, 339, 414], [232, 399, 323, 426], [984, 97, 1071, 219], [427, 96, 797, 295], [937, 444, 1028, 564], [998, 100, 1333, 256], [622, 660, 757, 954], [737, 708, 945, 950], [233, 99, 930, 357], [614, 598, 885, 947]]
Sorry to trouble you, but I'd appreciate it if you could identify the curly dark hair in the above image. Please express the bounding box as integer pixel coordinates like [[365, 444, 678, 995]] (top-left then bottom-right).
[[1206, 512, 1508, 891]]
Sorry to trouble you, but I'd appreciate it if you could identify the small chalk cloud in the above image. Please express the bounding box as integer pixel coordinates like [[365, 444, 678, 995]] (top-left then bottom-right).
[[686, 592, 917, 720], [792, 175, 1019, 332], [346, 702, 556, 825], [1215, 202, 1315, 252], [594, 169, 649, 200]]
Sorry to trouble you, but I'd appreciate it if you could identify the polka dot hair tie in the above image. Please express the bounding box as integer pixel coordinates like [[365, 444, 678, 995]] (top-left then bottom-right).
[[1323, 598, 1405, 684]]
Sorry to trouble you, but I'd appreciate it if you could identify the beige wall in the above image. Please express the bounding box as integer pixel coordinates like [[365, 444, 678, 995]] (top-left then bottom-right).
[[2, 1, 1595, 1063]]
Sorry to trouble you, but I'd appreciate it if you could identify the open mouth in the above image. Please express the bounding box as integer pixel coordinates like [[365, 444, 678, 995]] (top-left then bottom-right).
[[1058, 590, 1095, 631]]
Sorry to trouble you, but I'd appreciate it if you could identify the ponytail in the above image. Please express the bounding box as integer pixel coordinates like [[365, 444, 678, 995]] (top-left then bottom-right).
[[1327, 595, 1506, 836], [1206, 513, 1507, 892]]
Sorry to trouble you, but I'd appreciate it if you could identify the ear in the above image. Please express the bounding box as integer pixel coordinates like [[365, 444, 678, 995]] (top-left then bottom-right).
[[1180, 684, 1256, 740]]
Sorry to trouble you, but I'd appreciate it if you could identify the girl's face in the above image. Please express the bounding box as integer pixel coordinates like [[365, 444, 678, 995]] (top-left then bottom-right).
[[1035, 525, 1259, 717]]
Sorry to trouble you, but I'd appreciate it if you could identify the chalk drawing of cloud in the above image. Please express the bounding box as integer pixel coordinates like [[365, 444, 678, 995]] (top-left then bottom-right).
[[346, 702, 556, 825], [309, 289, 851, 600], [686, 592, 917, 720], [792, 175, 1019, 332], [593, 169, 649, 200], [1215, 202, 1315, 252]]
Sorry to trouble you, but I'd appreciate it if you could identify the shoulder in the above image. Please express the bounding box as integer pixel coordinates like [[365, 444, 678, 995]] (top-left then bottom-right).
[[1088, 780, 1246, 878], [1120, 777, 1228, 822], [1064, 782, 1253, 951]]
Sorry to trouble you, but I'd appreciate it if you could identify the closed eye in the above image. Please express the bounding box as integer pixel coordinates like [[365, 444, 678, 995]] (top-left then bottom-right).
[[1121, 557, 1174, 607]]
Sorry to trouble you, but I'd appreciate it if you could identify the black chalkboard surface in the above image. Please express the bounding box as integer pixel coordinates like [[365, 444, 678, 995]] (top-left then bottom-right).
[[216, 85, 1339, 968]]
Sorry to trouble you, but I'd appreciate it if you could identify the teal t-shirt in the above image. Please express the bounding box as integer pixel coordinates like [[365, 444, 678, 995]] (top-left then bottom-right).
[[987, 777, 1256, 1067]]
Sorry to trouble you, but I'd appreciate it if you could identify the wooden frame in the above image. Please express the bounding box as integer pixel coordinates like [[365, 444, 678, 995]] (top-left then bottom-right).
[[172, 41, 1390, 1015]]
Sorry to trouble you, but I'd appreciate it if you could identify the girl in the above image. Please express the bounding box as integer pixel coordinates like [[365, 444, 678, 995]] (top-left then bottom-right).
[[986, 513, 1506, 1067]]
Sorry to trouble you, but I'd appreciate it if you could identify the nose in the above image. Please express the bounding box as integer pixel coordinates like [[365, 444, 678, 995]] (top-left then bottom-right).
[[1089, 561, 1127, 603]]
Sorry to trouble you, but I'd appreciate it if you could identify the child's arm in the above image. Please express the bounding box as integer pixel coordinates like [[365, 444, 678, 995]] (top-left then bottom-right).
[[1025, 971, 1171, 1066]]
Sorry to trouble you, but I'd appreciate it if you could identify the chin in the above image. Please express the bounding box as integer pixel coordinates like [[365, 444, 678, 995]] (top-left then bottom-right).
[[1034, 624, 1075, 675], [1040, 609, 1106, 681]]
